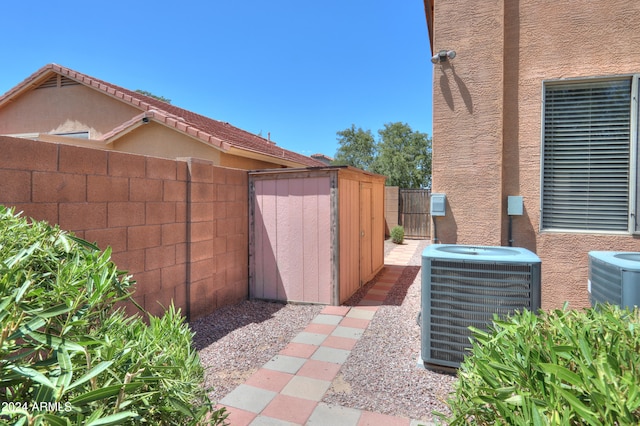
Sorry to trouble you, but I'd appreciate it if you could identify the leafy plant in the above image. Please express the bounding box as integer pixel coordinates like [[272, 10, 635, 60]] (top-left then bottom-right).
[[390, 225, 404, 244], [0, 205, 227, 425], [438, 304, 640, 425]]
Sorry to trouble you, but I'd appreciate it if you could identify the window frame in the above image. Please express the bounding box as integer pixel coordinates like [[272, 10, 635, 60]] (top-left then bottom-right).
[[540, 74, 639, 235]]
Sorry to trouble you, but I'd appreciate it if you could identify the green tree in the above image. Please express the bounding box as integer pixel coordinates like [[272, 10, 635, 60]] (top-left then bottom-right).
[[372, 122, 431, 188], [332, 122, 432, 188], [332, 124, 376, 170]]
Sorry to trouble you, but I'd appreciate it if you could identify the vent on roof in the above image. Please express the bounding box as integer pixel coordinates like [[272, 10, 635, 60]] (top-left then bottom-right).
[[37, 75, 59, 89], [36, 75, 80, 89], [421, 244, 541, 369], [60, 76, 79, 86]]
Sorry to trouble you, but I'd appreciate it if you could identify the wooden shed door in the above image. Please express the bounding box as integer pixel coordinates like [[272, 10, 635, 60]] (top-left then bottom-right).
[[360, 183, 372, 285]]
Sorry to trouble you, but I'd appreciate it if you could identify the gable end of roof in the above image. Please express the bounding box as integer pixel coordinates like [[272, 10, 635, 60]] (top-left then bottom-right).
[[1, 63, 326, 168]]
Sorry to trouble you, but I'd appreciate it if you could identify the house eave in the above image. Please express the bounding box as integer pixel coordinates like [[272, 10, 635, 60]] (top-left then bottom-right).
[[226, 146, 312, 168], [424, 0, 434, 54]]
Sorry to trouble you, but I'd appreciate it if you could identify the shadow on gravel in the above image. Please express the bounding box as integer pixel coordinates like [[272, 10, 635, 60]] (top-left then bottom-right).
[[190, 300, 287, 351], [384, 266, 420, 306], [342, 265, 420, 307]]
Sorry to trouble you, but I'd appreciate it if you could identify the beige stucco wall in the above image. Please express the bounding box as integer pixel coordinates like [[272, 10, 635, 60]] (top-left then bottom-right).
[[431, 1, 504, 246], [0, 83, 139, 138], [431, 0, 640, 309], [111, 122, 222, 162], [0, 81, 294, 170]]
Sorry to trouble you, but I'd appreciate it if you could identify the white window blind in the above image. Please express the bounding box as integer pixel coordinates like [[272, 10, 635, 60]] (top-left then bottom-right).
[[542, 79, 631, 232]]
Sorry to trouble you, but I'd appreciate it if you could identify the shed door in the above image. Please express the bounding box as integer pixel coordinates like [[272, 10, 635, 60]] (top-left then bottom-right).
[[360, 183, 372, 284]]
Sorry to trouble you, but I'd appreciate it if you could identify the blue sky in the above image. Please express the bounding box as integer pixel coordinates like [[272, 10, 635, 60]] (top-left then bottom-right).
[[0, 1, 432, 159]]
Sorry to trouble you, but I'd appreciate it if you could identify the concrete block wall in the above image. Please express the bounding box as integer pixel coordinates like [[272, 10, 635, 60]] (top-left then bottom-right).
[[0, 136, 248, 321], [384, 186, 399, 237], [186, 158, 249, 320]]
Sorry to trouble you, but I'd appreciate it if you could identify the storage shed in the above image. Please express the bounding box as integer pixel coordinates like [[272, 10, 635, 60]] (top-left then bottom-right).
[[249, 166, 386, 305]]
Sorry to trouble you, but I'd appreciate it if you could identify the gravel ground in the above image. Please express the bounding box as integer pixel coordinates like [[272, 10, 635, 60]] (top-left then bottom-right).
[[192, 301, 324, 401], [191, 238, 456, 422]]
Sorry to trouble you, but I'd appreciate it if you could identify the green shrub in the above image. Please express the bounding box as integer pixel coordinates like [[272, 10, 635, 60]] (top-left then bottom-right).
[[0, 206, 227, 425], [438, 304, 640, 425], [390, 225, 404, 244]]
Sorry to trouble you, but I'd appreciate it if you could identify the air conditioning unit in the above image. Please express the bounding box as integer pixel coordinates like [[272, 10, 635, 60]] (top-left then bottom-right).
[[588, 251, 640, 310], [421, 244, 541, 369]]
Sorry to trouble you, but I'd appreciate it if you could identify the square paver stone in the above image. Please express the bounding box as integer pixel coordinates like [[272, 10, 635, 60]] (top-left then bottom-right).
[[322, 335, 358, 351], [307, 403, 362, 426], [216, 405, 257, 426], [219, 384, 276, 413], [339, 317, 370, 329], [249, 416, 298, 426], [312, 314, 343, 325], [345, 308, 376, 320], [362, 293, 387, 301], [279, 342, 318, 358], [331, 325, 364, 339], [296, 359, 342, 381], [244, 368, 293, 392], [281, 376, 331, 401], [304, 323, 337, 335], [311, 346, 351, 364], [291, 331, 328, 345], [262, 355, 307, 374], [358, 410, 412, 426], [357, 299, 383, 306], [261, 394, 318, 424], [321, 306, 351, 316]]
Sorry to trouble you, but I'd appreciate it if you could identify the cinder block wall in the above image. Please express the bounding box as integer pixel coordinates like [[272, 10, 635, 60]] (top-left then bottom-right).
[[384, 186, 399, 237], [0, 136, 248, 321]]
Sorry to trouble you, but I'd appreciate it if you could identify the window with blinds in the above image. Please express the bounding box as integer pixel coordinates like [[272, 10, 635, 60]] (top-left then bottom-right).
[[542, 78, 633, 232]]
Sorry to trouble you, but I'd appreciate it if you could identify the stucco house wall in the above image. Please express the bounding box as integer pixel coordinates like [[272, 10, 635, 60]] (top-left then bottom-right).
[[0, 64, 325, 171], [111, 122, 222, 162], [0, 81, 138, 137], [0, 83, 286, 169], [430, 0, 640, 309]]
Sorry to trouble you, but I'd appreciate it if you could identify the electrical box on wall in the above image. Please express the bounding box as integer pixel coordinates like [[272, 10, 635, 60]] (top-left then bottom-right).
[[430, 193, 446, 216], [508, 196, 524, 216]]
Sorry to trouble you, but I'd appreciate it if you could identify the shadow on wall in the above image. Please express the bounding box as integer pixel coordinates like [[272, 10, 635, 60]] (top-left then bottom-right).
[[432, 198, 458, 244], [439, 64, 473, 114], [510, 206, 537, 253]]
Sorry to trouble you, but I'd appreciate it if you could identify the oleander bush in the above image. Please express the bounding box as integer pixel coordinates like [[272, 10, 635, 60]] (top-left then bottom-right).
[[0, 206, 227, 425], [390, 225, 404, 244], [437, 304, 640, 425]]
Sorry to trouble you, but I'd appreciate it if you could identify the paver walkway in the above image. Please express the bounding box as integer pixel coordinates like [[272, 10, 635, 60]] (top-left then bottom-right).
[[218, 239, 431, 426]]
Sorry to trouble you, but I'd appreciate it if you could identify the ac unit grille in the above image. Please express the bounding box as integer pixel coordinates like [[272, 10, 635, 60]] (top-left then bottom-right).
[[422, 254, 541, 368], [589, 257, 622, 306]]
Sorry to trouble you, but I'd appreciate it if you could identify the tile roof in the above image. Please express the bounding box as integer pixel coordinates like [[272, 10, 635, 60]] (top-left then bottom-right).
[[0, 64, 325, 168]]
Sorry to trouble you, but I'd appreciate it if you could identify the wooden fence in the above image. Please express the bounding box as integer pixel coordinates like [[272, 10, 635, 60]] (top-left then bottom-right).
[[399, 189, 430, 239]]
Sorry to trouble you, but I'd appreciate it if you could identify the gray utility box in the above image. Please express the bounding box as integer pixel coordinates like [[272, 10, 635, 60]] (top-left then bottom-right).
[[421, 244, 541, 369]]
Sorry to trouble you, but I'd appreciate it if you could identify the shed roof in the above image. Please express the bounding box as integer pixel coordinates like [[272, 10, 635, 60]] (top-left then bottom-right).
[[0, 64, 325, 167]]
